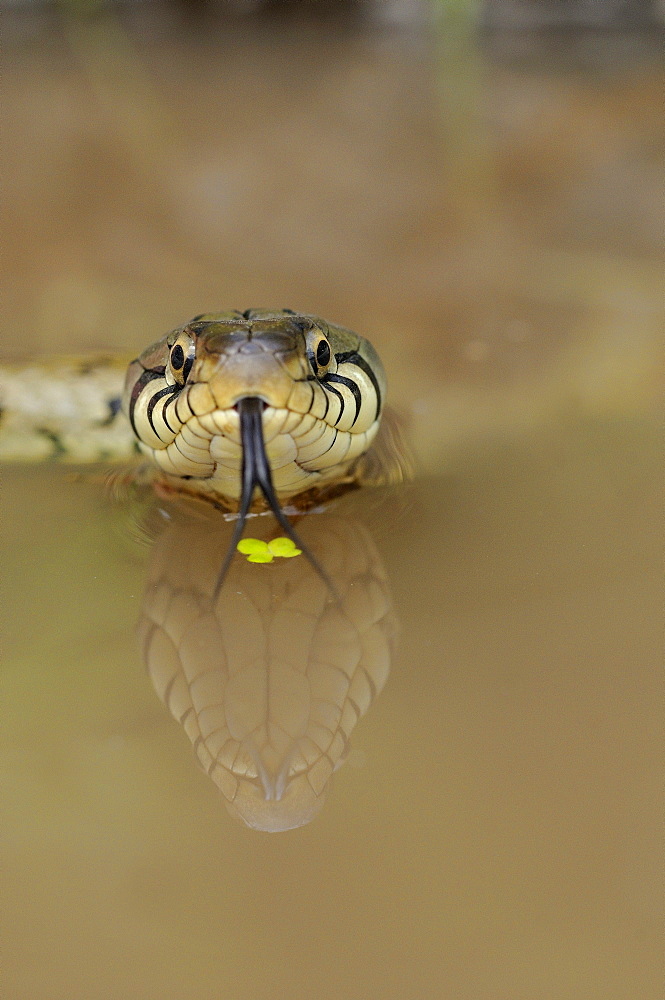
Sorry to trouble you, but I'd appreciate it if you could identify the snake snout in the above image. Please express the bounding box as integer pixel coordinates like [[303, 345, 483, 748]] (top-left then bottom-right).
[[204, 352, 301, 412]]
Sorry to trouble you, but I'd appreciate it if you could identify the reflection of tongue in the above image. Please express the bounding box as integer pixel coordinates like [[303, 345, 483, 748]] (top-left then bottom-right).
[[213, 396, 336, 600]]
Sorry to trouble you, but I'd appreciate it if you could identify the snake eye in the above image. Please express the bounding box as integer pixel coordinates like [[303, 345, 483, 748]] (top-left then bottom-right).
[[170, 344, 184, 370], [168, 335, 195, 386], [316, 340, 330, 367], [307, 330, 333, 378]]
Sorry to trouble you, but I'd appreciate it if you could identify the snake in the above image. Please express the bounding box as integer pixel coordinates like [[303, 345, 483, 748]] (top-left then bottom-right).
[[2, 308, 400, 590], [1, 309, 399, 827]]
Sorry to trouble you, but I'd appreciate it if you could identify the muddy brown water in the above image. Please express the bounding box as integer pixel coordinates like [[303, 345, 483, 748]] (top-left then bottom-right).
[[1, 16, 662, 1000]]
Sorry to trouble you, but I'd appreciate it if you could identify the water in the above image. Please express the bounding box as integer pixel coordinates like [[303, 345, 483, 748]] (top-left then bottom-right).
[[1, 15, 662, 1000], [3, 411, 660, 998]]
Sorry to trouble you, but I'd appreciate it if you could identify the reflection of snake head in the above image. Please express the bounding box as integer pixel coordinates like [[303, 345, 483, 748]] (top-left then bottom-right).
[[122, 309, 386, 506], [138, 504, 396, 832]]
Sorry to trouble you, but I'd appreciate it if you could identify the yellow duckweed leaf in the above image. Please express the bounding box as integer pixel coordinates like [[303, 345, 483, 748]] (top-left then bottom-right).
[[267, 537, 302, 558], [246, 551, 274, 563], [237, 536, 301, 564], [237, 538, 270, 556]]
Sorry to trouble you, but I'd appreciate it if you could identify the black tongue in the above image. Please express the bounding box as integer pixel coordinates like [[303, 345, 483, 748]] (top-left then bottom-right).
[[213, 397, 338, 601]]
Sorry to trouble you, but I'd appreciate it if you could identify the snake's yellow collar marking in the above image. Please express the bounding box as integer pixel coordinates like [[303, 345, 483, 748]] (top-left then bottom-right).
[[237, 537, 303, 564]]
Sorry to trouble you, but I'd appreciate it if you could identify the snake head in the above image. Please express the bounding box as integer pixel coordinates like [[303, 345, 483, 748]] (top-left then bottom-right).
[[123, 309, 386, 597], [122, 309, 385, 506]]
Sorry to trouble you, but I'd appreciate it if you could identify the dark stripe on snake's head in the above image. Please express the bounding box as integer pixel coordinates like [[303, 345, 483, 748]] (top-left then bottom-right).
[[147, 383, 180, 441], [335, 350, 382, 422], [322, 372, 362, 427], [128, 365, 165, 437]]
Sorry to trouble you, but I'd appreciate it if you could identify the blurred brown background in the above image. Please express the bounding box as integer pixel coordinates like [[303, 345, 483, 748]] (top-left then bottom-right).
[[1, 5, 662, 1000]]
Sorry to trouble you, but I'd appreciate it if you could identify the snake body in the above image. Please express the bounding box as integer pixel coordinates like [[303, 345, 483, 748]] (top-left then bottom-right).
[[0, 357, 134, 464], [123, 309, 386, 507]]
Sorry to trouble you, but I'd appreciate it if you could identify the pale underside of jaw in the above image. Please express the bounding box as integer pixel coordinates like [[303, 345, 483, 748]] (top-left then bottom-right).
[[142, 403, 377, 501]]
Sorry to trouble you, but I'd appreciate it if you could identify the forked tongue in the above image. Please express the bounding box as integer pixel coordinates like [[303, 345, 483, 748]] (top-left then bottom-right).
[[213, 396, 337, 600]]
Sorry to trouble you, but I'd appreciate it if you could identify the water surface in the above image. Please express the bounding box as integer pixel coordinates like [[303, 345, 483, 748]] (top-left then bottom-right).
[[2, 407, 661, 998]]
